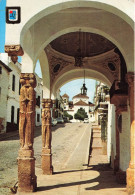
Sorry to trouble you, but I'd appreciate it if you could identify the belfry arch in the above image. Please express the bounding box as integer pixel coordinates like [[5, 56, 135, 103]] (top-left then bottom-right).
[[5, 0, 134, 194]]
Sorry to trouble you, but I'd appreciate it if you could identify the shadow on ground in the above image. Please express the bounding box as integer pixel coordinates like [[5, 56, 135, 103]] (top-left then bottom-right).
[[37, 163, 126, 193], [0, 123, 67, 141]]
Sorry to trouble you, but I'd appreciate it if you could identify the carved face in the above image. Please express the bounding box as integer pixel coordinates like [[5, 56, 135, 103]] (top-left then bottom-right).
[[20, 74, 36, 88]]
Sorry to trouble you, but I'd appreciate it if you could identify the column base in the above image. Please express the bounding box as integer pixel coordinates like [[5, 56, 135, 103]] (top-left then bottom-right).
[[126, 167, 135, 195], [41, 148, 53, 175], [17, 149, 37, 193]]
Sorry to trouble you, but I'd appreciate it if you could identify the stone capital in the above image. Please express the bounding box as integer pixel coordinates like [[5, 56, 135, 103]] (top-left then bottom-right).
[[5, 45, 24, 56], [125, 72, 135, 87], [20, 73, 36, 88], [5, 45, 24, 64], [42, 99, 52, 108]]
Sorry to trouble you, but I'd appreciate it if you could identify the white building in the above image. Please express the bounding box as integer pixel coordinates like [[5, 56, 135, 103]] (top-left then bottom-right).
[[0, 54, 43, 133], [62, 83, 95, 121], [35, 74, 43, 126], [0, 56, 12, 133]]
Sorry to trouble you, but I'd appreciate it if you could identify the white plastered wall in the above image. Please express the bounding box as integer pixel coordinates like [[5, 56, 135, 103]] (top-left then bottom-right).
[[39, 51, 50, 99], [107, 103, 115, 162], [110, 105, 116, 169], [0, 63, 10, 133], [119, 105, 130, 171]]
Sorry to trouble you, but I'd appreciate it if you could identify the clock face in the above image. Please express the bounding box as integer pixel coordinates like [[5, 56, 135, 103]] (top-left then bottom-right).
[[6, 7, 21, 24]]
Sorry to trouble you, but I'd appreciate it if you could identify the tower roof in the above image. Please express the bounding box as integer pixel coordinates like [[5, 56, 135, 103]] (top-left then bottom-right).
[[62, 93, 69, 98], [73, 93, 89, 99]]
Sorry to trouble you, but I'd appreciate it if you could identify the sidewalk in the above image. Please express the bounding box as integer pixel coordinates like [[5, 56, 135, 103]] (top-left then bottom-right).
[[28, 123, 127, 195]]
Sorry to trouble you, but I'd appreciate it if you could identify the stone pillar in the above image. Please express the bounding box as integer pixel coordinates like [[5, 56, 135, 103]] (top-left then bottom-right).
[[126, 72, 135, 195], [41, 99, 53, 175], [17, 73, 37, 193]]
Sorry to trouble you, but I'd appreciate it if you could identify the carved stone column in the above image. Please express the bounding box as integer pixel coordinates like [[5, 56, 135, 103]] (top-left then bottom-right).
[[17, 73, 37, 193], [41, 99, 53, 175], [126, 72, 135, 195]]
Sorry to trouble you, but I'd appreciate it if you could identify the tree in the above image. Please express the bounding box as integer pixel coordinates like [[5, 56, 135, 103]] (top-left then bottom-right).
[[64, 111, 73, 120], [74, 108, 88, 121]]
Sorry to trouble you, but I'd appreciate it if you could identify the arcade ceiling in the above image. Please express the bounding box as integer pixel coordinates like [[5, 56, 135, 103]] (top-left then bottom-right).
[[45, 32, 121, 87]]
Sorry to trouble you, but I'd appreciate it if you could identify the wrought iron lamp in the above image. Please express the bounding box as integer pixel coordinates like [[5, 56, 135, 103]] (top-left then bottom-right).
[[81, 70, 87, 95]]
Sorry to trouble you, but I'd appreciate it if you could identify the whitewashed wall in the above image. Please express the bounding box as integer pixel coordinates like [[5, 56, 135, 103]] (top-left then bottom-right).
[[6, 62, 21, 125], [107, 103, 114, 162], [119, 106, 130, 171], [0, 63, 10, 133], [35, 74, 43, 126], [110, 104, 116, 168], [7, 99, 19, 124], [35, 107, 42, 126]]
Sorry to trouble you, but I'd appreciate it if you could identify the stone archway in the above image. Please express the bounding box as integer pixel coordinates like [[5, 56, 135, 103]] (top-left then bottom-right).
[[4, 0, 134, 194]]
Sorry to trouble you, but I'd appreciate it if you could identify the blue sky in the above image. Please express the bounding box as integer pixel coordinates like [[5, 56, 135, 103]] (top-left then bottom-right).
[[60, 79, 96, 102], [0, 0, 96, 102]]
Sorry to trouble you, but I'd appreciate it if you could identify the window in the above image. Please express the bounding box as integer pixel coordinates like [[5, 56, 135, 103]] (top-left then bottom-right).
[[19, 82, 21, 95], [0, 66, 2, 74], [37, 114, 40, 122], [12, 75, 15, 91], [11, 106, 14, 123], [36, 96, 40, 107]]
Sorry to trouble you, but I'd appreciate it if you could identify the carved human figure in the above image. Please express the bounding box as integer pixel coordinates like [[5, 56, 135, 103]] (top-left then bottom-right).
[[42, 100, 52, 149], [19, 73, 36, 149]]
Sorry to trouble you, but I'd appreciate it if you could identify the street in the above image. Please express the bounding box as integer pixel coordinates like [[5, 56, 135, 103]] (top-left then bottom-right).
[[0, 123, 91, 194]]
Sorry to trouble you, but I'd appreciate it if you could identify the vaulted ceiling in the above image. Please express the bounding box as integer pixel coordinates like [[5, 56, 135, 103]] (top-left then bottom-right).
[[50, 32, 115, 58]]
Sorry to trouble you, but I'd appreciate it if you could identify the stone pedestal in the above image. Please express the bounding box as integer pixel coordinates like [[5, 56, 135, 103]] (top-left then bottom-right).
[[18, 151, 37, 193], [41, 148, 53, 175]]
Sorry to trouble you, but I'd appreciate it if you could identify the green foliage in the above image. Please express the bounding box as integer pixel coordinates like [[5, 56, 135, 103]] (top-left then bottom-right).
[[64, 111, 73, 120], [74, 108, 88, 121]]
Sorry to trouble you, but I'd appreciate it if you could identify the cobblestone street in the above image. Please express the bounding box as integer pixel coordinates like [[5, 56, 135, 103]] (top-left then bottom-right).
[[0, 123, 90, 194]]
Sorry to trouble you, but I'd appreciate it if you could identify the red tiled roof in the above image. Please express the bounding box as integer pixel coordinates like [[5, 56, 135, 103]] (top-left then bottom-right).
[[74, 100, 89, 106], [62, 93, 69, 98], [73, 93, 89, 99]]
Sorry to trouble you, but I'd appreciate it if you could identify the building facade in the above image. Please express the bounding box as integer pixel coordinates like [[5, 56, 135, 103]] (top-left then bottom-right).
[[0, 55, 12, 133], [0, 54, 43, 133], [62, 83, 94, 121]]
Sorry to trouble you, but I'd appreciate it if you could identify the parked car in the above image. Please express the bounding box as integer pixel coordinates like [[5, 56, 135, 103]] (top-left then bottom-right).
[[56, 117, 64, 123], [84, 118, 89, 123], [51, 118, 57, 126]]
